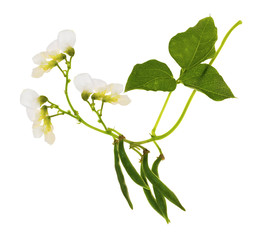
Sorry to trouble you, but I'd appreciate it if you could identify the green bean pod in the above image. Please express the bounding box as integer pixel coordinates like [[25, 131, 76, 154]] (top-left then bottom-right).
[[114, 141, 133, 209], [140, 162, 168, 221], [142, 150, 186, 211], [152, 156, 170, 223], [118, 136, 149, 190]]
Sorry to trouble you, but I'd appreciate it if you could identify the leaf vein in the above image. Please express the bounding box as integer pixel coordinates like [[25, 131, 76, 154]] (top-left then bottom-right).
[[186, 19, 210, 69]]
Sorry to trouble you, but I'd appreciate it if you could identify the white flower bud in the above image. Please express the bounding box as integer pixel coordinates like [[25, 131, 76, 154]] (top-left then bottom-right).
[[20, 89, 40, 109], [57, 30, 76, 53], [21, 89, 55, 145], [44, 131, 55, 145], [32, 124, 44, 138], [74, 73, 95, 93], [74, 73, 131, 105], [43, 117, 55, 145]]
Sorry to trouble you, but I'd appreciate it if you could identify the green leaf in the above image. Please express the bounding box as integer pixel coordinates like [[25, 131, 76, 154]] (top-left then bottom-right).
[[180, 64, 235, 101], [169, 17, 217, 70], [125, 60, 176, 92]]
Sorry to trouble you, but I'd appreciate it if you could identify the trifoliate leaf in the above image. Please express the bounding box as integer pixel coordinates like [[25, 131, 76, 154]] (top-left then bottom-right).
[[169, 17, 217, 70], [125, 60, 176, 92], [180, 64, 235, 101]]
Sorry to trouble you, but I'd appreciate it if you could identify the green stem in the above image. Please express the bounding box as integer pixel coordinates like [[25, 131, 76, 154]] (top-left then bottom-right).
[[153, 140, 163, 155], [132, 147, 142, 157], [79, 117, 112, 136], [57, 103, 115, 136], [87, 100, 108, 131], [153, 90, 196, 141], [128, 90, 196, 145], [64, 58, 77, 115], [56, 59, 113, 136], [209, 20, 242, 66], [152, 92, 172, 136], [109, 128, 123, 136], [49, 113, 65, 118], [48, 100, 77, 120], [100, 101, 104, 117], [56, 63, 66, 77]]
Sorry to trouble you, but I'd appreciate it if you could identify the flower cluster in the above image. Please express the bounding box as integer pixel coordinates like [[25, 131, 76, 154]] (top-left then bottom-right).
[[74, 73, 131, 105], [21, 29, 131, 145], [20, 89, 55, 145], [32, 30, 76, 78]]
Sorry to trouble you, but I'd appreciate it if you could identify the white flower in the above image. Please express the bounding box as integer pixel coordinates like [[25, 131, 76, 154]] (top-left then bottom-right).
[[45, 29, 75, 58], [46, 40, 61, 58], [32, 112, 44, 138], [32, 29, 76, 78], [32, 108, 47, 138], [32, 51, 49, 65], [102, 84, 131, 106], [46, 30, 76, 58], [74, 73, 106, 101], [20, 89, 47, 110], [57, 30, 76, 54], [43, 117, 55, 145], [31, 55, 57, 78], [73, 73, 131, 105], [31, 50, 60, 78], [104, 94, 131, 106], [20, 89, 55, 144]]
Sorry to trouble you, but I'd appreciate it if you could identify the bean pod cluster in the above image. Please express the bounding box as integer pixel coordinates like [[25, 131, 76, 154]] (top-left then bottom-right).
[[113, 136, 185, 223]]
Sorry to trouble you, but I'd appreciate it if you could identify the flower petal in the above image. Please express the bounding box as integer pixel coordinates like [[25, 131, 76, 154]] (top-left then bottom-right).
[[46, 40, 60, 57], [117, 95, 131, 106], [57, 30, 76, 52], [32, 124, 43, 138], [20, 89, 40, 109], [106, 83, 123, 94], [26, 108, 38, 121], [32, 66, 46, 78], [32, 52, 48, 65], [44, 131, 55, 145], [92, 79, 107, 92], [74, 73, 95, 93]]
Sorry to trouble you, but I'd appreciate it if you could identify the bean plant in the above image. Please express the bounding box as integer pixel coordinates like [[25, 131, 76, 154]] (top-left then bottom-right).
[[20, 17, 242, 222]]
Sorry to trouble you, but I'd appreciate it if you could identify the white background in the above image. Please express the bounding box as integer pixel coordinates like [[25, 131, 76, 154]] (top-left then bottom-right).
[[1, 0, 268, 239]]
